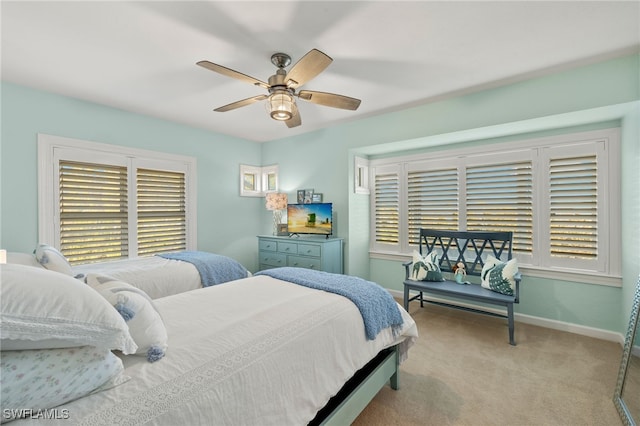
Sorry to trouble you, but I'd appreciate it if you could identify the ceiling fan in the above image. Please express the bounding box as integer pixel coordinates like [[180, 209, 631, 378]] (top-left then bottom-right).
[[196, 49, 361, 128]]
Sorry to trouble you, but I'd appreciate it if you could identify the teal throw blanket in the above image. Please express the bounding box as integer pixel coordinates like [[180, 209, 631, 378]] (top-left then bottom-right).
[[158, 251, 248, 287], [255, 267, 403, 340]]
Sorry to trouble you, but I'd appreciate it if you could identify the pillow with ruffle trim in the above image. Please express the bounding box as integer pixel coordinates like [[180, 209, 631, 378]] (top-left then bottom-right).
[[0, 264, 137, 354]]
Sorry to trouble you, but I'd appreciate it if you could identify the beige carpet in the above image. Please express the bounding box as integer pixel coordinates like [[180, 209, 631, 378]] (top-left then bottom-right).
[[353, 302, 624, 426]]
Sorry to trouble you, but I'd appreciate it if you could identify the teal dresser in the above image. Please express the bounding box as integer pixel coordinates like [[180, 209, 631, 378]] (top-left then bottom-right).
[[258, 235, 344, 274]]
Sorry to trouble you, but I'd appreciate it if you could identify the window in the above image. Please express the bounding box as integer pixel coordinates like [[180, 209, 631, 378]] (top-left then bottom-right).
[[240, 164, 279, 196], [369, 128, 621, 285], [38, 134, 197, 265]]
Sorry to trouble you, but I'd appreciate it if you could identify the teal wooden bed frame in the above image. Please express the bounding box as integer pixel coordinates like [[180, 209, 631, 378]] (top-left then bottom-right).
[[310, 345, 400, 425]]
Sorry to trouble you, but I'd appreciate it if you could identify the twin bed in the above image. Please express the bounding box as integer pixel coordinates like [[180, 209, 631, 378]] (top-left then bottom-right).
[[1, 249, 418, 425]]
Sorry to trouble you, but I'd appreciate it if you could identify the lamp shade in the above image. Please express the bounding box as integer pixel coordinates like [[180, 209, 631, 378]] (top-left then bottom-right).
[[265, 192, 287, 210]]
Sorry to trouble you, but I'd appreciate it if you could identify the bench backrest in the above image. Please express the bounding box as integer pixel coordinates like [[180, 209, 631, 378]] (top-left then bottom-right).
[[418, 228, 513, 277]]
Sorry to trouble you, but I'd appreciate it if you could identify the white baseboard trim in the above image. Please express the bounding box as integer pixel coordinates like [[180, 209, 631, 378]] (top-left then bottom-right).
[[389, 289, 625, 346]]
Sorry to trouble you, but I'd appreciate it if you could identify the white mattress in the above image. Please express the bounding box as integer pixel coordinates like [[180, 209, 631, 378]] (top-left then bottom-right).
[[18, 275, 418, 425], [72, 257, 202, 299]]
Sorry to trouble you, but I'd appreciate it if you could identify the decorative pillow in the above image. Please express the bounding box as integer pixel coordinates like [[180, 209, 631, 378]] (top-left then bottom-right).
[[0, 264, 137, 354], [86, 274, 168, 362], [481, 255, 518, 296], [0, 346, 128, 422], [33, 244, 73, 276], [6, 252, 45, 269], [409, 250, 443, 281]]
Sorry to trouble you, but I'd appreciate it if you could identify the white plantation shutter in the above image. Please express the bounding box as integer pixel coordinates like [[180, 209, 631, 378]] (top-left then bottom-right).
[[407, 166, 458, 245], [58, 160, 129, 264], [549, 155, 598, 258], [369, 128, 619, 282], [136, 168, 187, 256], [40, 134, 196, 265], [372, 165, 400, 249], [466, 160, 533, 256], [542, 141, 606, 272]]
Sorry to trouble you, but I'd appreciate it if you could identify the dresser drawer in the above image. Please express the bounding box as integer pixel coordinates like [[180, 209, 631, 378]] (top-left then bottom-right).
[[288, 255, 320, 270], [259, 252, 287, 267], [277, 241, 298, 254], [259, 240, 277, 252], [296, 243, 321, 257]]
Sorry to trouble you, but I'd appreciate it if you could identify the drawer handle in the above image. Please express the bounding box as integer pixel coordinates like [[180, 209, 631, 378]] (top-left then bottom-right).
[[309, 265, 315, 269], [285, 247, 290, 251], [292, 262, 298, 266]]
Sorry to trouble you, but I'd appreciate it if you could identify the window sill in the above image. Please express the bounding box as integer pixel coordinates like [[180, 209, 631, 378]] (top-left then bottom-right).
[[369, 251, 622, 287]]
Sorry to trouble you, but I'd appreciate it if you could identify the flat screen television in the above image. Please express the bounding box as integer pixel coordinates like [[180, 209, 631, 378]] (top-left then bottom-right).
[[287, 203, 333, 237]]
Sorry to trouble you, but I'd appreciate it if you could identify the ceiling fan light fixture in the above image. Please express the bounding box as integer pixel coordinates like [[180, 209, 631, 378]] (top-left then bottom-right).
[[268, 91, 295, 121]]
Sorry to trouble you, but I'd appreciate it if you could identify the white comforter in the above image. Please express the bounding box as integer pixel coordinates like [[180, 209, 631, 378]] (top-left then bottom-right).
[[72, 256, 202, 299], [19, 275, 417, 426]]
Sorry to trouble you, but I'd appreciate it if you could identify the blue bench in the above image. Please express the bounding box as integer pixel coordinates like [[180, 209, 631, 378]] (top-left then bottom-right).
[[403, 229, 521, 345]]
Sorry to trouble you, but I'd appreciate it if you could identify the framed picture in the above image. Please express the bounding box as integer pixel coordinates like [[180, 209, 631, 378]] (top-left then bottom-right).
[[303, 189, 314, 204], [277, 224, 288, 236], [312, 193, 323, 203], [297, 190, 305, 204]]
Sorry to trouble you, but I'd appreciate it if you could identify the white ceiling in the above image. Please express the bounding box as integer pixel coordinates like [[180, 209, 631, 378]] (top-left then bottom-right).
[[2, 1, 639, 143]]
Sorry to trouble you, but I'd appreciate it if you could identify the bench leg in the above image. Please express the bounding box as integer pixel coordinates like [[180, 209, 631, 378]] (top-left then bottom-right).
[[403, 285, 409, 310], [420, 291, 424, 308], [507, 303, 516, 346]]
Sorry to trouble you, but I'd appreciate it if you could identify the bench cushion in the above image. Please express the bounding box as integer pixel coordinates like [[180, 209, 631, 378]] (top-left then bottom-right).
[[404, 278, 516, 304]]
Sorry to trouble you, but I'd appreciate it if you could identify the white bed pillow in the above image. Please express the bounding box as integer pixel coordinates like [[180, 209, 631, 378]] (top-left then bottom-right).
[[0, 264, 137, 354], [33, 243, 73, 276], [86, 274, 168, 362], [6, 252, 45, 269], [0, 346, 128, 422]]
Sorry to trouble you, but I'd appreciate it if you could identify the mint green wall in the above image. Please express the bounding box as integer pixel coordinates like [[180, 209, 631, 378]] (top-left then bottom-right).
[[1, 54, 638, 335], [0, 82, 263, 271], [263, 53, 640, 334]]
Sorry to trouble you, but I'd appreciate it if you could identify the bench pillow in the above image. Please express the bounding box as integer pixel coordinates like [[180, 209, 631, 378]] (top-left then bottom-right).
[[409, 250, 443, 281], [481, 255, 518, 296]]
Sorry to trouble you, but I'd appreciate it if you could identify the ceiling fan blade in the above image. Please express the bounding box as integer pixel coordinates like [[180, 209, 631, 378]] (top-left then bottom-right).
[[197, 60, 269, 89], [297, 90, 361, 110], [285, 49, 332, 89], [285, 109, 302, 128], [214, 94, 268, 112]]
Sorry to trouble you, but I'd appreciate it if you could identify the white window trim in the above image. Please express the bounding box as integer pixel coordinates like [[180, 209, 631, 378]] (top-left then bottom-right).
[[240, 164, 279, 197], [369, 128, 622, 286], [354, 156, 370, 194], [37, 133, 198, 256]]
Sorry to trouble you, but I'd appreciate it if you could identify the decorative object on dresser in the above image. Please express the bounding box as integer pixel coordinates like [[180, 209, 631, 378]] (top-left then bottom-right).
[[265, 192, 288, 236], [258, 235, 343, 274]]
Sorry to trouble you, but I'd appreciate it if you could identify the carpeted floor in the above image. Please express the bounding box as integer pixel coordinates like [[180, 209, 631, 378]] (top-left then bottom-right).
[[353, 302, 624, 426]]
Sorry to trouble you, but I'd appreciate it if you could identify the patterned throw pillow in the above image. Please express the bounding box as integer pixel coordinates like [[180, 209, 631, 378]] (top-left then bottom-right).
[[409, 250, 443, 281], [0, 346, 127, 422], [481, 255, 518, 296]]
